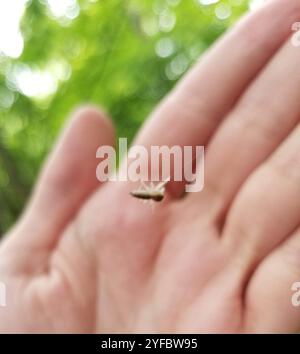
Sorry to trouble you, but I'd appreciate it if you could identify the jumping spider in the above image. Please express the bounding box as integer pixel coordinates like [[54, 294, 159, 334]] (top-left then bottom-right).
[[130, 178, 170, 202]]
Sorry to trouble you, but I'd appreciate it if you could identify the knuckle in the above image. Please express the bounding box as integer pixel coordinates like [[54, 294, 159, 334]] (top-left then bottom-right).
[[232, 97, 287, 142]]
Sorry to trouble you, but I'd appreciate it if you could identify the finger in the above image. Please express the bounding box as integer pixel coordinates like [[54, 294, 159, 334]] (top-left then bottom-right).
[[222, 123, 300, 281], [5, 106, 115, 254], [200, 36, 300, 212], [133, 0, 300, 196], [244, 226, 300, 333]]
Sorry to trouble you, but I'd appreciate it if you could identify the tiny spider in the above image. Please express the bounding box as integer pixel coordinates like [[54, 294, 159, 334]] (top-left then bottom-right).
[[130, 178, 170, 202]]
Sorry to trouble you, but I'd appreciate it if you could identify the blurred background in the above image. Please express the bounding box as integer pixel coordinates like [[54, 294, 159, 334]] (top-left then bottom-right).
[[0, 0, 262, 233]]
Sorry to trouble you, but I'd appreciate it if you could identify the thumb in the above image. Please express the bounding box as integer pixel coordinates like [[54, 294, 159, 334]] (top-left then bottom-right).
[[4, 105, 115, 259]]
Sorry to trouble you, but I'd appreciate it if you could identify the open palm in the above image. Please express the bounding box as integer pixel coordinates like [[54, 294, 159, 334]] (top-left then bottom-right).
[[1, 0, 300, 333]]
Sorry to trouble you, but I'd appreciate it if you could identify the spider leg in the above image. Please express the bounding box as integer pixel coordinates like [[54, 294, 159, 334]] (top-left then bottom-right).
[[158, 186, 165, 194], [140, 180, 149, 192], [156, 176, 170, 191], [149, 200, 155, 212], [150, 181, 156, 190]]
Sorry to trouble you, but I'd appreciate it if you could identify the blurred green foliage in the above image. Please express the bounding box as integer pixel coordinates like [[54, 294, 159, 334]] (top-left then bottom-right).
[[0, 0, 249, 233]]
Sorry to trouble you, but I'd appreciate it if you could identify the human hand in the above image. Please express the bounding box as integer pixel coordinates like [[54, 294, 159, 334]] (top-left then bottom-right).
[[1, 0, 300, 333]]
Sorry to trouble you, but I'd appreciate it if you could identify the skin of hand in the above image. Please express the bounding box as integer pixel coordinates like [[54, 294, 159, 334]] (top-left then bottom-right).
[[1, 0, 300, 333]]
